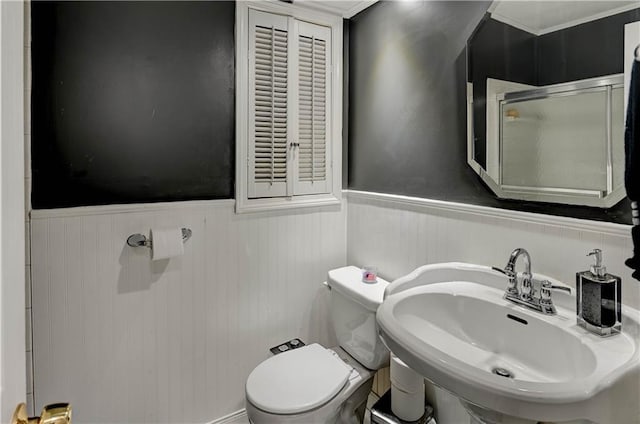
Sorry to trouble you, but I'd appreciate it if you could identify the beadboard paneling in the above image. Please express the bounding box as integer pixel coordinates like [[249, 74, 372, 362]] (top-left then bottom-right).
[[31, 190, 640, 424], [31, 200, 346, 423], [346, 191, 639, 309]]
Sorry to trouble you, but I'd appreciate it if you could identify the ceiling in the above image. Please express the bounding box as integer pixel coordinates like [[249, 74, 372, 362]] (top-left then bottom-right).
[[293, 0, 378, 18], [292, 1, 639, 30], [490, 1, 640, 35]]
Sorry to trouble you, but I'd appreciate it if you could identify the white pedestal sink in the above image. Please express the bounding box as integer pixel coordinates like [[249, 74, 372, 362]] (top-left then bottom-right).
[[376, 263, 640, 424]]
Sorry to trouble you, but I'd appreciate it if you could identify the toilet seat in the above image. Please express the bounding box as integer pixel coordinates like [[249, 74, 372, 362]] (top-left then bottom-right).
[[246, 344, 353, 415]]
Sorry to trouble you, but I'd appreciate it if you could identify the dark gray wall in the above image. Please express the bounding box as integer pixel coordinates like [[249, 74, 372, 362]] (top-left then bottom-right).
[[31, 1, 235, 208], [348, 1, 632, 224], [349, 1, 493, 201]]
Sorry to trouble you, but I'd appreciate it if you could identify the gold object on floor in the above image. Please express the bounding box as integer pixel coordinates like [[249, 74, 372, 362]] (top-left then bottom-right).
[[11, 402, 72, 424]]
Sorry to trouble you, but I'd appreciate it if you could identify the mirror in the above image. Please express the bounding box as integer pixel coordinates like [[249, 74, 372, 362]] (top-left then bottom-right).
[[466, 1, 640, 208]]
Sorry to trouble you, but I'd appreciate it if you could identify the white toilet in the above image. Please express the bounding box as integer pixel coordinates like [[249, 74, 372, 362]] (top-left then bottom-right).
[[245, 266, 390, 423]]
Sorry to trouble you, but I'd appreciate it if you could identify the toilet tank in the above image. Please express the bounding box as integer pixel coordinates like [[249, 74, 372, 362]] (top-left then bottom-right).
[[327, 266, 390, 370]]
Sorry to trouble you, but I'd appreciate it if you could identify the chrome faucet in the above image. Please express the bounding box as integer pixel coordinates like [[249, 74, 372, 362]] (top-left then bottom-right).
[[493, 248, 571, 315], [506, 248, 533, 300]]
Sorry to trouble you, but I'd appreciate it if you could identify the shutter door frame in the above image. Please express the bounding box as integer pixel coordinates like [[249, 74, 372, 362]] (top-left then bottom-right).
[[292, 20, 332, 196], [248, 9, 290, 199], [235, 2, 343, 213]]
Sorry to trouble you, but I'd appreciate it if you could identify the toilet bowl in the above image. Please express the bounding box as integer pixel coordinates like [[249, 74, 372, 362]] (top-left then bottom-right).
[[245, 266, 390, 424]]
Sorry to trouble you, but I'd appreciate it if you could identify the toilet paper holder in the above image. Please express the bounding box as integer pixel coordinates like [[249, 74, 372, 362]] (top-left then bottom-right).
[[127, 228, 192, 248]]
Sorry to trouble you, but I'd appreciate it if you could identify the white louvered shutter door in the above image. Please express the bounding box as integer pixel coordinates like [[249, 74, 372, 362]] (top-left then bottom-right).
[[248, 10, 290, 198], [293, 21, 331, 195]]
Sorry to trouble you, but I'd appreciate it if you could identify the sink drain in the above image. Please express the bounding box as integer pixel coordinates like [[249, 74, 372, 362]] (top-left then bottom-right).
[[491, 367, 514, 378]]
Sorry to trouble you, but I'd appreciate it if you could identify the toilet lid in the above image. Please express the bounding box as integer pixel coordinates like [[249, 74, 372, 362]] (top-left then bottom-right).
[[246, 344, 352, 415]]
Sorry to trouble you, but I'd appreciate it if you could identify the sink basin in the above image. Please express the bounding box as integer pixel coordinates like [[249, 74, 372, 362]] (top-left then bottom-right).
[[376, 263, 640, 423]]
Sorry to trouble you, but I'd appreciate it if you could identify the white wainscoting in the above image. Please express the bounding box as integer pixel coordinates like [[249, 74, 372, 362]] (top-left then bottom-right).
[[345, 190, 639, 309], [30, 190, 640, 424], [30, 200, 346, 423]]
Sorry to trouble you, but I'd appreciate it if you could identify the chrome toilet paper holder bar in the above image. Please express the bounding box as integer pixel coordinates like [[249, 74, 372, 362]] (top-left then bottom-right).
[[126, 228, 192, 248]]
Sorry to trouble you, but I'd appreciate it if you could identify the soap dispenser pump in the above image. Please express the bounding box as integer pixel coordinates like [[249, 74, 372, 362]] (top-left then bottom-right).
[[576, 249, 622, 336]]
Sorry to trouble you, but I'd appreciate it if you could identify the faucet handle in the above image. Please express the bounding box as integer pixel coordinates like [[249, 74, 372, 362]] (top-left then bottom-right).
[[492, 266, 513, 277], [540, 280, 571, 302], [541, 280, 571, 293], [540, 280, 553, 303], [492, 266, 519, 296]]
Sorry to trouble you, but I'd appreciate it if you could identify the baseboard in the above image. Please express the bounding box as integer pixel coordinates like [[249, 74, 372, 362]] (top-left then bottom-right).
[[208, 409, 248, 424]]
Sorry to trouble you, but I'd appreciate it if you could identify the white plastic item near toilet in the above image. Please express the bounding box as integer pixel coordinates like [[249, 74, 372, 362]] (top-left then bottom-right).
[[245, 266, 390, 424]]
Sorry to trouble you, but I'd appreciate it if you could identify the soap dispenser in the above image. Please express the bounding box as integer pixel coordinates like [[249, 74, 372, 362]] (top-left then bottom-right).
[[576, 249, 621, 336]]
